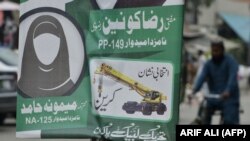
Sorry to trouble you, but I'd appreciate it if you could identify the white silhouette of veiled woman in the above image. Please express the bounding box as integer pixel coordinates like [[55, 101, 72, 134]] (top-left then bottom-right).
[[18, 15, 74, 98]]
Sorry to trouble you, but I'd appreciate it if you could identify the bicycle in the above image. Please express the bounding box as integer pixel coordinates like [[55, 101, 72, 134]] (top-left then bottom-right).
[[199, 94, 223, 125], [190, 93, 244, 125]]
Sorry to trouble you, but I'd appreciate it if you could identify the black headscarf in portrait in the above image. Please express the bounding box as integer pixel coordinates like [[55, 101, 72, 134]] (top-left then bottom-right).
[[18, 15, 74, 98]]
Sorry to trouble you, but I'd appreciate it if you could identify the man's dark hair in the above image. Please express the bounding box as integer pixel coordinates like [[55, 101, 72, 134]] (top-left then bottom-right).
[[211, 40, 225, 51], [198, 50, 204, 56]]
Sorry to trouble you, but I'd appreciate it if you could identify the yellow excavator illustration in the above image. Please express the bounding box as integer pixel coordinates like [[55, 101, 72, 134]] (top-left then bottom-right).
[[94, 63, 167, 115]]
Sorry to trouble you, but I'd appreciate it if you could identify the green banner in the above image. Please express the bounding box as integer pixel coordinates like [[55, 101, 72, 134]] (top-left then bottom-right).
[[17, 0, 184, 141]]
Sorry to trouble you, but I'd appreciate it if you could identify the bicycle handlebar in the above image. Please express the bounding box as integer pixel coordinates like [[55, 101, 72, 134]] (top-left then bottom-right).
[[204, 94, 221, 99]]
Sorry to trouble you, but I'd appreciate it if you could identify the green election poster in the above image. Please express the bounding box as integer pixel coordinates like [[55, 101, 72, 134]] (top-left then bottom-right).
[[17, 0, 184, 140]]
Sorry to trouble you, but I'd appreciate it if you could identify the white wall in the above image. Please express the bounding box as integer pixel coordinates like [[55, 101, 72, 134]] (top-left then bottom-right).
[[198, 3, 216, 26], [198, 0, 250, 26], [217, 0, 250, 16]]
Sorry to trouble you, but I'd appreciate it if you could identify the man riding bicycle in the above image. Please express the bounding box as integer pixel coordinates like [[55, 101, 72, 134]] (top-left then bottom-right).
[[191, 40, 240, 125]]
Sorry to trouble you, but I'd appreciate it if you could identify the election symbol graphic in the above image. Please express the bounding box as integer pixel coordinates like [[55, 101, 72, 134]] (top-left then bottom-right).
[[90, 59, 173, 121], [18, 8, 85, 98]]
